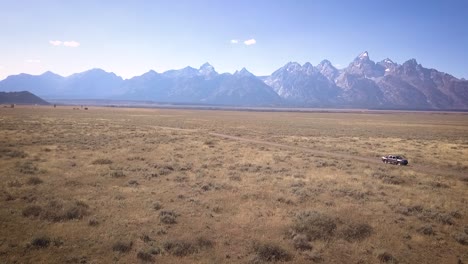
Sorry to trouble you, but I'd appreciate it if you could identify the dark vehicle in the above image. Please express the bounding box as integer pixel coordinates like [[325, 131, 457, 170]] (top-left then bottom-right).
[[381, 155, 408, 165]]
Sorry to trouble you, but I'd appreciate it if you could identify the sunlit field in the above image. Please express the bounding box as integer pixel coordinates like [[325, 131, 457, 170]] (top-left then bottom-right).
[[1, 106, 467, 263]]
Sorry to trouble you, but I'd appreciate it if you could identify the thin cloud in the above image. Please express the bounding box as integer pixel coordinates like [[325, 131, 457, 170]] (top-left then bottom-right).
[[63, 41, 80, 47], [49, 40, 80, 47], [230, 39, 239, 44], [244, 39, 256, 46], [49, 40, 62, 46]]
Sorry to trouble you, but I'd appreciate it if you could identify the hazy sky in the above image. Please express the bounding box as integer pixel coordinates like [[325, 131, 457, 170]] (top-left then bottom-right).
[[1, 0, 467, 80]]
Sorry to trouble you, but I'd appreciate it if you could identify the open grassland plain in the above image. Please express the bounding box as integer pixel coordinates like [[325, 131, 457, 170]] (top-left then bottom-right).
[[0, 106, 467, 263]]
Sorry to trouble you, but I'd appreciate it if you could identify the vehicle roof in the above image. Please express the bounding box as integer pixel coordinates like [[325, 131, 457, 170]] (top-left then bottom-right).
[[387, 154, 405, 158]]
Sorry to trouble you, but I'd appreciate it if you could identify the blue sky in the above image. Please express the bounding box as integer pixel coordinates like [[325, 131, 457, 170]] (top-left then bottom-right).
[[1, 0, 467, 80]]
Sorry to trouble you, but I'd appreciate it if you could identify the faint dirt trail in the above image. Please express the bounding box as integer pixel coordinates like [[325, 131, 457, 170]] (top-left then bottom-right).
[[151, 125, 464, 178], [209, 132, 378, 163], [150, 125, 198, 132], [209, 132, 465, 178]]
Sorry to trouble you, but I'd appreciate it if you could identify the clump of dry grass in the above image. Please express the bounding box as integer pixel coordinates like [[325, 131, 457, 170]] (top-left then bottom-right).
[[332, 188, 370, 201], [372, 170, 405, 185], [155, 164, 175, 176], [290, 211, 337, 241], [153, 201, 163, 210], [396, 205, 455, 225], [375, 250, 398, 263], [30, 236, 51, 249], [17, 161, 38, 174], [159, 210, 178, 224], [195, 237, 214, 250], [0, 148, 27, 158], [289, 210, 373, 248], [92, 158, 113, 165], [162, 240, 198, 256], [252, 242, 292, 262], [27, 176, 43, 185], [417, 225, 435, 236], [277, 197, 295, 205], [112, 241, 133, 253], [128, 179, 139, 186], [137, 251, 154, 262], [160, 237, 214, 257], [4, 192, 15, 201], [88, 217, 99, 226], [292, 234, 312, 251], [229, 174, 242, 181], [429, 181, 449, 189], [22, 205, 42, 218], [23, 200, 90, 222], [338, 223, 373, 242], [110, 170, 125, 178], [140, 234, 153, 243], [7, 180, 23, 187], [453, 232, 468, 245]]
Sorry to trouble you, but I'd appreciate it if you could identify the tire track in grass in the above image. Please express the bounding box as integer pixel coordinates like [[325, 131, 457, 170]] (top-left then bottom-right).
[[150, 125, 464, 178]]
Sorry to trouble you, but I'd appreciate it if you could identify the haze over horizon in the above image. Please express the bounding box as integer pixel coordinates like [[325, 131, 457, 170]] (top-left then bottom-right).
[[1, 0, 467, 81]]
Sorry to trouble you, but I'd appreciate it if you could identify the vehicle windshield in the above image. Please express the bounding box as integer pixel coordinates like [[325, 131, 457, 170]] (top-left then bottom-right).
[[396, 156, 404, 159]]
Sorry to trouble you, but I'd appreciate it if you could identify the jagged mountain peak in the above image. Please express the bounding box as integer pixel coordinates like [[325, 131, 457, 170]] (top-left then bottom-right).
[[378, 58, 398, 73], [318, 59, 333, 66], [345, 51, 386, 78], [403, 58, 419, 67], [234, 67, 255, 77], [357, 51, 369, 60], [285, 61, 300, 66], [82, 68, 109, 74], [317, 60, 337, 70], [41, 71, 58, 76], [182, 66, 197, 71], [350, 51, 374, 67], [316, 60, 338, 81], [141, 70, 159, 77], [40, 71, 63, 79], [382, 58, 395, 64], [199, 62, 217, 78], [284, 62, 302, 72], [302, 62, 315, 73], [273, 62, 317, 75], [199, 62, 214, 71], [69, 68, 121, 79], [162, 66, 198, 78]]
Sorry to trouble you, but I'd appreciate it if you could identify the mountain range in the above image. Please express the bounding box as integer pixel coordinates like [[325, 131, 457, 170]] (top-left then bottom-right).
[[1, 52, 467, 109]]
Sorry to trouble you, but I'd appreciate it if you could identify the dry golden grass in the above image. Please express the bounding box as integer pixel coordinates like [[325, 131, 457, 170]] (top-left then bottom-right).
[[0, 105, 467, 263]]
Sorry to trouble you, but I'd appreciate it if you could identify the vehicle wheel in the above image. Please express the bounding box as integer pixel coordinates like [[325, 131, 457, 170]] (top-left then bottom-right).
[[397, 162, 401, 166]]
